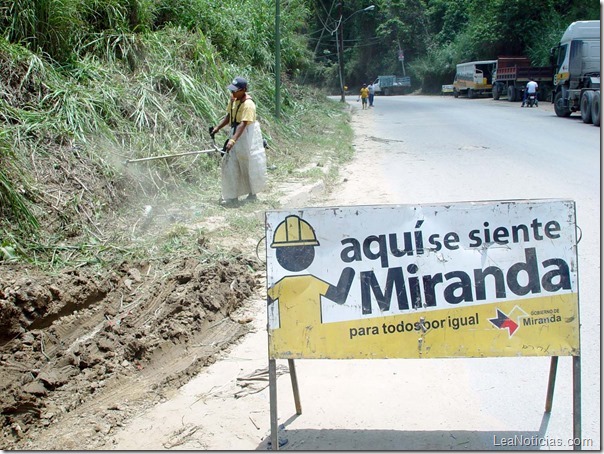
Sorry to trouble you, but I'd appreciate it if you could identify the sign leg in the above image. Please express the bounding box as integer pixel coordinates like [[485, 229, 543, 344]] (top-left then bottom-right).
[[545, 356, 558, 412], [573, 355, 582, 450], [269, 358, 279, 450], [288, 359, 302, 415]]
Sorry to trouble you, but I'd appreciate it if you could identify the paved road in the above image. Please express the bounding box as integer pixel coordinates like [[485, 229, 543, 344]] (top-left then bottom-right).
[[309, 94, 600, 450]]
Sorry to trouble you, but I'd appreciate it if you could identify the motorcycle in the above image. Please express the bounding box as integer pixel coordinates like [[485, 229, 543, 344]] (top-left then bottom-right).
[[525, 91, 538, 107]]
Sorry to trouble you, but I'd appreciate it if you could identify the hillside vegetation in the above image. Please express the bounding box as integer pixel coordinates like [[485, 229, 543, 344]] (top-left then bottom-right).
[[0, 4, 353, 444], [0, 0, 351, 268], [0, 0, 600, 264]]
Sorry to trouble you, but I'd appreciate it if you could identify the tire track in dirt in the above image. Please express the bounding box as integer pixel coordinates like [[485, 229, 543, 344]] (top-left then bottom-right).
[[1, 256, 263, 450]]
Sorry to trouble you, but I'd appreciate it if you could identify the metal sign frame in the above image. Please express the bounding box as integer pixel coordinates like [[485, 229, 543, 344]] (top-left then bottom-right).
[[265, 200, 582, 450]]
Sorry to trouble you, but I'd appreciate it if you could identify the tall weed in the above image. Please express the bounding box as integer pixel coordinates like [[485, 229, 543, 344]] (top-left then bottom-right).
[[0, 0, 345, 267], [0, 130, 39, 233]]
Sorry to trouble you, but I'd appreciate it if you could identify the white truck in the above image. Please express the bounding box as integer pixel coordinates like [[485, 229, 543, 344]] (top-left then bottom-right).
[[552, 20, 600, 126], [372, 75, 411, 96], [452, 60, 497, 98]]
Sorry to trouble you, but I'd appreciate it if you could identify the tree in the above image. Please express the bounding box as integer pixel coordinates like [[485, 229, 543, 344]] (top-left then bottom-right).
[[305, 0, 600, 93]]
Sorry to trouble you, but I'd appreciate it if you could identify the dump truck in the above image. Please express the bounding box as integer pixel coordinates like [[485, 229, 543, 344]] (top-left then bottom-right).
[[551, 20, 600, 126], [372, 75, 411, 96], [453, 60, 496, 98], [491, 56, 554, 102]]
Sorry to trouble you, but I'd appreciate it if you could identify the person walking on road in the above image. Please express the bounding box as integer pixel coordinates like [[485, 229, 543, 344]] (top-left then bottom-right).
[[358, 83, 369, 110], [211, 77, 267, 207], [521, 78, 539, 107], [367, 82, 375, 107]]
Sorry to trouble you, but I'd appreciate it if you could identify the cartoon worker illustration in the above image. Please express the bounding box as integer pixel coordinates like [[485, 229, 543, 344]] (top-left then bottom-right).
[[267, 215, 355, 356]]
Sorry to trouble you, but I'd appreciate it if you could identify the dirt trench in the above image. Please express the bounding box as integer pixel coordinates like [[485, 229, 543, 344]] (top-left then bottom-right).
[[0, 254, 263, 450]]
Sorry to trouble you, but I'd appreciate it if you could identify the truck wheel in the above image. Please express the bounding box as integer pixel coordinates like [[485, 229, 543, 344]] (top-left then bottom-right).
[[453, 89, 459, 98], [492, 85, 500, 100], [591, 91, 601, 126], [467, 88, 474, 99], [554, 91, 571, 117], [580, 91, 594, 124], [507, 86, 516, 102]]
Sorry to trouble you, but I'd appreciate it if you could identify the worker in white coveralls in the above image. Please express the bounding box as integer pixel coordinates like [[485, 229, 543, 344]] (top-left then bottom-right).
[[210, 77, 267, 207]]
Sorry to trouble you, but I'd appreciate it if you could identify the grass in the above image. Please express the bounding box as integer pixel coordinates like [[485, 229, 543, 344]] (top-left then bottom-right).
[[19, 92, 351, 270], [102, 97, 353, 266], [0, 15, 353, 270]]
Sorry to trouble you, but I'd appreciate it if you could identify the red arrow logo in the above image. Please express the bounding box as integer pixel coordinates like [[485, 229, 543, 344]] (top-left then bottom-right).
[[489, 309, 519, 336]]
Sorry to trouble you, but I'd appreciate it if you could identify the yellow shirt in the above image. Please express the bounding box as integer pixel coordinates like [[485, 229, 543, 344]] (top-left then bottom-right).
[[268, 275, 330, 355], [359, 87, 369, 99], [227, 97, 256, 123]]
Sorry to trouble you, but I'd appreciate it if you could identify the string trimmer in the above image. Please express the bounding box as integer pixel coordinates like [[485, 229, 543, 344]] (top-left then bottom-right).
[[125, 128, 225, 164]]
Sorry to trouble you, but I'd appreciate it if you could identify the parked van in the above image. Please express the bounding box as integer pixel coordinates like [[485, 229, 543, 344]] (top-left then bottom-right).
[[453, 60, 496, 98]]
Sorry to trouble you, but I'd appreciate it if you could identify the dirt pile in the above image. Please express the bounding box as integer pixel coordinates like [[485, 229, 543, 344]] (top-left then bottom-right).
[[0, 254, 263, 449]]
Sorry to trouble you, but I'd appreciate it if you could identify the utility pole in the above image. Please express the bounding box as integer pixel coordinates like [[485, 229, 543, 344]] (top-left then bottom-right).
[[398, 40, 406, 76], [335, 3, 375, 102], [275, 0, 281, 119], [338, 1, 345, 102]]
